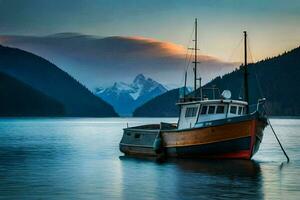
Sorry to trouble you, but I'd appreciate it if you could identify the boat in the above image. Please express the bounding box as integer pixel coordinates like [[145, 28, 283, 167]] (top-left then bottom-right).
[[119, 19, 268, 159]]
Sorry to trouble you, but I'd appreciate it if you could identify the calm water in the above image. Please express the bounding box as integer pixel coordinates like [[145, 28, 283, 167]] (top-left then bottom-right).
[[0, 117, 299, 199]]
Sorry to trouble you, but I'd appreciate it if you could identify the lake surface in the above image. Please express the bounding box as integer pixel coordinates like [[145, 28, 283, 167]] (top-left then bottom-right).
[[0, 118, 299, 199]]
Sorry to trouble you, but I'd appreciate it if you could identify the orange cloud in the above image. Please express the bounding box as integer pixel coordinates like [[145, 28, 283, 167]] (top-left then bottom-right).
[[0, 33, 237, 89], [121, 36, 186, 56]]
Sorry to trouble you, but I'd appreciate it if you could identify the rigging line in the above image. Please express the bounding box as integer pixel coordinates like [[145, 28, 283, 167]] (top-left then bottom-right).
[[254, 71, 264, 98], [181, 51, 193, 86], [248, 36, 266, 112], [180, 25, 195, 85], [248, 36, 264, 99], [228, 37, 244, 95], [248, 36, 263, 97], [226, 37, 243, 63], [183, 24, 195, 68], [182, 41, 195, 83], [180, 52, 192, 85], [247, 36, 255, 63], [180, 50, 191, 85], [186, 51, 193, 71], [253, 61, 264, 99], [246, 36, 263, 99], [180, 50, 193, 86]]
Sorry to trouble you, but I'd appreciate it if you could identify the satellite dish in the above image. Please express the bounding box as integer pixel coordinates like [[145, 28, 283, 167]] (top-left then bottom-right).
[[221, 90, 232, 99]]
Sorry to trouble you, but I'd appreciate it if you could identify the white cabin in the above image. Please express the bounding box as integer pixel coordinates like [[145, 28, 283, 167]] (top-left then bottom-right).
[[177, 99, 248, 130]]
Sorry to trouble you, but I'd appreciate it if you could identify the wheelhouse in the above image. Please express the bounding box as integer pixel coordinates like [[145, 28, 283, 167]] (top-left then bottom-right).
[[177, 99, 248, 129]]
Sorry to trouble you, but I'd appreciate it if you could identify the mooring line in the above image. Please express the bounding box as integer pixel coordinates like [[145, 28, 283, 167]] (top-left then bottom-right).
[[267, 118, 290, 163]]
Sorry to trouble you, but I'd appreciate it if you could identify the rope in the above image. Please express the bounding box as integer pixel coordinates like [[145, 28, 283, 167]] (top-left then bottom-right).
[[180, 24, 195, 86], [267, 117, 290, 163], [226, 37, 243, 63], [248, 35, 289, 162], [248, 36, 264, 99], [248, 37, 255, 63]]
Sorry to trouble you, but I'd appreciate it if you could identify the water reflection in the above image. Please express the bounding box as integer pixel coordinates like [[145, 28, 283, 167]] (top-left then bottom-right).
[[120, 156, 264, 200], [172, 159, 261, 176]]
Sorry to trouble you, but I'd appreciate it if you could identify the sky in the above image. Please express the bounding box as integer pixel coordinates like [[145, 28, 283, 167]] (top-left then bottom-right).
[[0, 0, 299, 62]]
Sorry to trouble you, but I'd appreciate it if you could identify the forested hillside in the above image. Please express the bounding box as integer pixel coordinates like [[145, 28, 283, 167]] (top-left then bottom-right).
[[0, 45, 118, 117], [0, 72, 64, 116]]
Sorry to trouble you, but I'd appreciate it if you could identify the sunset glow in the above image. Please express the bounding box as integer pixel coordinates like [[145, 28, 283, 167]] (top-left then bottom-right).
[[0, 0, 299, 63]]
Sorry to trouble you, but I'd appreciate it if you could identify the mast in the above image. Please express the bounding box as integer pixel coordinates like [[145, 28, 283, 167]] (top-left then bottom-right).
[[183, 70, 187, 101], [194, 19, 197, 94], [243, 31, 249, 113], [192, 18, 200, 99]]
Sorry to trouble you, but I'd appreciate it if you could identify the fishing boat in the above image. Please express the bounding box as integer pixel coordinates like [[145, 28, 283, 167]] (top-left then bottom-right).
[[119, 19, 268, 159]]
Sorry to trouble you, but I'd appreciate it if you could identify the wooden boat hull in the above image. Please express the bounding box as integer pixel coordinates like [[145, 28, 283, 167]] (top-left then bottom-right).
[[163, 117, 265, 159], [119, 113, 267, 159], [165, 136, 252, 159]]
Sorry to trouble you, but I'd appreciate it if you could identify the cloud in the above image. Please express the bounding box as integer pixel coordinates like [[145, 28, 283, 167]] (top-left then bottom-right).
[[0, 33, 237, 90]]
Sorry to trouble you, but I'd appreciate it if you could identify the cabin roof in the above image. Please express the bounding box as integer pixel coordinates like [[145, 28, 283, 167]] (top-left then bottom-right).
[[176, 99, 248, 106]]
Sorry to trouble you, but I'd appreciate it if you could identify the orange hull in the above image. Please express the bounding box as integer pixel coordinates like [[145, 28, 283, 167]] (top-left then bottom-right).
[[161, 118, 265, 159]]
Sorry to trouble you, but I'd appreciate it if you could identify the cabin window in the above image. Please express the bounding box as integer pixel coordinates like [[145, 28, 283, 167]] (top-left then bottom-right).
[[230, 106, 237, 114], [185, 107, 198, 117], [238, 106, 243, 115], [208, 106, 216, 114], [200, 106, 208, 115], [216, 105, 225, 114]]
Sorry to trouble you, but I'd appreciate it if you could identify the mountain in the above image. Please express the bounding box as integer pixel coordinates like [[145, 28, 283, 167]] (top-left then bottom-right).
[[95, 74, 167, 116], [0, 45, 118, 117], [0, 72, 64, 116], [133, 46, 300, 117], [0, 33, 236, 90], [133, 88, 180, 117]]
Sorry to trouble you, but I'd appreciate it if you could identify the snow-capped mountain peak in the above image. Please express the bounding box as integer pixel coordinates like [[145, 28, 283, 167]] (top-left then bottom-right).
[[133, 74, 146, 84], [111, 82, 133, 92], [95, 74, 168, 116]]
